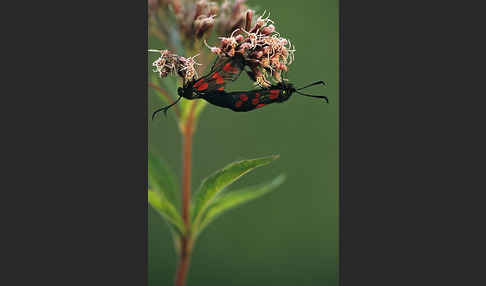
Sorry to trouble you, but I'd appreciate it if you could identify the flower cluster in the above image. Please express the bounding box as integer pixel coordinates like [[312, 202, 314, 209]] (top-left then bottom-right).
[[206, 10, 295, 87], [150, 49, 201, 82], [149, 0, 296, 88]]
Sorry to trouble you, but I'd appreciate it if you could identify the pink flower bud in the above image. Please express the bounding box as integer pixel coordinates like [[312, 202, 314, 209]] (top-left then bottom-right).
[[235, 34, 244, 42], [220, 38, 230, 48], [262, 46, 272, 55], [240, 42, 251, 50], [195, 15, 215, 38], [208, 2, 219, 16], [231, 0, 245, 17], [245, 10, 253, 31], [281, 48, 289, 57], [194, 0, 207, 20], [252, 50, 264, 58], [250, 21, 263, 33], [211, 47, 221, 54], [261, 57, 271, 68], [261, 24, 275, 35]]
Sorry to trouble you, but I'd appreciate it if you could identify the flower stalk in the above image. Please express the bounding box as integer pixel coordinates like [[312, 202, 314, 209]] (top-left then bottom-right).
[[148, 2, 289, 285], [175, 98, 199, 286]]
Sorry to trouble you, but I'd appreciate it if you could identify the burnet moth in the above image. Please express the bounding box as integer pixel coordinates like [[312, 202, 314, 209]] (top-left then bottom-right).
[[152, 54, 245, 119], [152, 54, 328, 118], [201, 80, 328, 112]]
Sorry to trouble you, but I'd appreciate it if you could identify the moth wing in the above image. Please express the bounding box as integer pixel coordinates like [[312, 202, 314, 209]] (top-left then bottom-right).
[[226, 88, 280, 111], [191, 55, 246, 92]]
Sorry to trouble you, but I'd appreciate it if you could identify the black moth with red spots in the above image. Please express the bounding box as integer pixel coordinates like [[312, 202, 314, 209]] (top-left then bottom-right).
[[201, 80, 328, 112], [152, 54, 245, 119], [152, 53, 328, 118]]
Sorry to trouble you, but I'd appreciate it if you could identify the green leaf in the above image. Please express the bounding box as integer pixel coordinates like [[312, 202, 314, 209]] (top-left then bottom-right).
[[148, 189, 185, 235], [191, 155, 280, 232], [148, 152, 180, 210], [196, 174, 286, 237]]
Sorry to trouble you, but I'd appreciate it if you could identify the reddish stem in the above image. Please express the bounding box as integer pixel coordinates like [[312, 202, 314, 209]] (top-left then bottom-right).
[[174, 237, 192, 286], [175, 101, 197, 286], [181, 104, 196, 227]]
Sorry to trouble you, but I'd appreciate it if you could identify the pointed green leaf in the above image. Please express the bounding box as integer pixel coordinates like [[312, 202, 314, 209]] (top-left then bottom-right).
[[196, 174, 286, 236], [148, 189, 185, 235], [191, 155, 280, 230], [148, 152, 179, 210]]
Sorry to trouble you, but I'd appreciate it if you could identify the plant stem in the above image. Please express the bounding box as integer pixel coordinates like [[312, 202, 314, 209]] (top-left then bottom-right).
[[174, 237, 192, 286], [175, 101, 197, 286], [181, 101, 196, 229]]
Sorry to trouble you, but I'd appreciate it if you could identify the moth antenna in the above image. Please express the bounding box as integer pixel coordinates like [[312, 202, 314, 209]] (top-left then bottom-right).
[[152, 95, 183, 120], [296, 81, 327, 90], [295, 90, 329, 103]]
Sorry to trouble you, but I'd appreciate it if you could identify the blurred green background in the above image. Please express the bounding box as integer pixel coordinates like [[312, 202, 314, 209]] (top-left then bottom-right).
[[148, 0, 338, 285]]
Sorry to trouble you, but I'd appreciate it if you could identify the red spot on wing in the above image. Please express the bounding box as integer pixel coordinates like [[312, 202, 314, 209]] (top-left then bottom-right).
[[252, 98, 259, 105], [235, 100, 243, 108], [193, 79, 205, 88], [197, 82, 209, 91], [269, 93, 279, 99], [268, 89, 280, 99], [256, 104, 265, 108], [240, 94, 248, 101], [211, 72, 224, 84], [217, 87, 224, 91], [223, 63, 232, 72], [222, 62, 240, 74]]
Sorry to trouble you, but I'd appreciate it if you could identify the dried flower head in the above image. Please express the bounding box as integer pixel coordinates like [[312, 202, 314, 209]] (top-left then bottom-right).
[[177, 53, 202, 81], [207, 10, 296, 87], [175, 0, 220, 41], [151, 49, 177, 78], [148, 0, 295, 88], [149, 0, 220, 46], [149, 49, 201, 82], [194, 14, 216, 39]]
